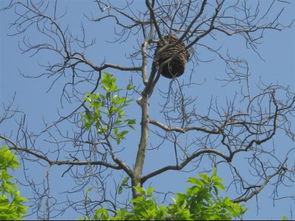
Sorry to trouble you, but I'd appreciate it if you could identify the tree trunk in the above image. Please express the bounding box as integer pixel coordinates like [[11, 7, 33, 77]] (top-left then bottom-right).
[[132, 95, 149, 198]]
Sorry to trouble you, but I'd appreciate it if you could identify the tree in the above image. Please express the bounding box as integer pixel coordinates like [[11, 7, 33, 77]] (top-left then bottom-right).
[[0, 145, 28, 220], [0, 0, 294, 219]]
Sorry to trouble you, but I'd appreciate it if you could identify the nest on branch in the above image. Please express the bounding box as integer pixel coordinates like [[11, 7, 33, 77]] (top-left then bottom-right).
[[155, 35, 190, 79]]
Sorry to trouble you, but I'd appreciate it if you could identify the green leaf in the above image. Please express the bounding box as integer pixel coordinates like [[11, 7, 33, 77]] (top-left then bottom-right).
[[111, 95, 126, 105], [118, 177, 129, 194], [101, 72, 120, 92], [126, 119, 136, 129], [0, 145, 19, 169], [118, 109, 125, 118], [199, 173, 210, 183], [146, 187, 155, 194], [214, 182, 225, 191], [187, 177, 202, 187], [119, 130, 129, 137], [93, 208, 109, 220], [126, 83, 135, 90], [132, 186, 145, 195], [86, 187, 93, 193]]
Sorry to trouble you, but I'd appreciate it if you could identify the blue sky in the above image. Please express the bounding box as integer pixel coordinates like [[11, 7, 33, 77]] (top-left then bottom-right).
[[0, 0, 294, 219]]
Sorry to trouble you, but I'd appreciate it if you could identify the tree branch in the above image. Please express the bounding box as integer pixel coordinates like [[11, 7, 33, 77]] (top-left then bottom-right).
[[141, 148, 230, 183], [149, 119, 221, 134]]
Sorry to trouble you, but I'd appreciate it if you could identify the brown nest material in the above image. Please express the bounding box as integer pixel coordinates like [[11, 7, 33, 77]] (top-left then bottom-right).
[[155, 35, 190, 79]]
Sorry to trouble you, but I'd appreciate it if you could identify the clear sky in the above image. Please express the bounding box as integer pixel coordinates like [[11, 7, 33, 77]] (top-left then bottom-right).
[[0, 0, 294, 219]]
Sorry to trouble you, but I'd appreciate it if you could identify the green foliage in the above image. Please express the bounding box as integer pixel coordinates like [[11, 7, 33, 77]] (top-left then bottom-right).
[[281, 215, 288, 220], [167, 169, 246, 220], [118, 177, 129, 195], [81, 72, 136, 144], [0, 145, 28, 220], [83, 169, 246, 220]]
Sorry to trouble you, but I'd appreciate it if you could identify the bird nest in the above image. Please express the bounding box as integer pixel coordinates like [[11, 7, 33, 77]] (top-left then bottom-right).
[[155, 35, 189, 79]]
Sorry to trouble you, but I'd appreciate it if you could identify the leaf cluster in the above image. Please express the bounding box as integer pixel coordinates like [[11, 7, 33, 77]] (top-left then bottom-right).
[[82, 169, 246, 220], [81, 72, 136, 144], [0, 145, 28, 220]]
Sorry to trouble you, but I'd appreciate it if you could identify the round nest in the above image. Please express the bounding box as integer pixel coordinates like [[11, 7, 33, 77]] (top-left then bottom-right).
[[155, 35, 189, 79]]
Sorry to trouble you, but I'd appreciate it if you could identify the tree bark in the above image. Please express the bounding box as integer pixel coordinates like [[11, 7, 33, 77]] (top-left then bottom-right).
[[132, 95, 149, 198]]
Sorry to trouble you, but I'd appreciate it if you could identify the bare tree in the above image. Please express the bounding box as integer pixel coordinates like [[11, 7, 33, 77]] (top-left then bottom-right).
[[1, 0, 295, 219]]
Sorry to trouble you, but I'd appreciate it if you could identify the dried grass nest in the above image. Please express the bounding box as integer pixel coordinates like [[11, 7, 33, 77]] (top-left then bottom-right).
[[155, 34, 190, 79]]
